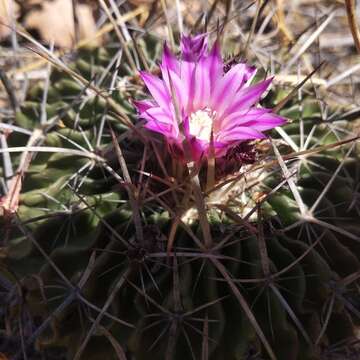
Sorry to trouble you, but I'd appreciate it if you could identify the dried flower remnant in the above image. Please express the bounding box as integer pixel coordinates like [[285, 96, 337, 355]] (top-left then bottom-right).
[[216, 141, 257, 178], [135, 33, 285, 163]]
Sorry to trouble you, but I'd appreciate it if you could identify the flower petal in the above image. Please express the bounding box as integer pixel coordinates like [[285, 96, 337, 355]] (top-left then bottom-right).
[[220, 108, 286, 131], [204, 42, 223, 89], [211, 63, 254, 116], [181, 33, 208, 61], [188, 136, 205, 162], [133, 99, 156, 113], [143, 107, 179, 139], [224, 78, 273, 117], [160, 65, 188, 112], [179, 61, 196, 112], [142, 107, 174, 125], [240, 112, 286, 131], [162, 43, 179, 74], [140, 71, 171, 111], [218, 127, 266, 142], [242, 64, 257, 84], [192, 59, 211, 109], [145, 120, 173, 136], [219, 108, 270, 130]]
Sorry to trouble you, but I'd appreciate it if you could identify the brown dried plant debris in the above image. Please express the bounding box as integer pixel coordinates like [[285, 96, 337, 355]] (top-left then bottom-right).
[[24, 0, 98, 48], [128, 0, 156, 5], [0, 0, 19, 39]]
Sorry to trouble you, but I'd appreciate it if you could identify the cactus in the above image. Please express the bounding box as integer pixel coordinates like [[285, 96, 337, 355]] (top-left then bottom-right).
[[1, 21, 360, 360]]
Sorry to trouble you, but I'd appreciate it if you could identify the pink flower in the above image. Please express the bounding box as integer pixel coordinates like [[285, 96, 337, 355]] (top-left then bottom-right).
[[135, 34, 286, 162], [180, 33, 208, 61]]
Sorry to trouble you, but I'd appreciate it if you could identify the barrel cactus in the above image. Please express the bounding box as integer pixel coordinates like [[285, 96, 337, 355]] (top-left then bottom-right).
[[1, 26, 359, 360]]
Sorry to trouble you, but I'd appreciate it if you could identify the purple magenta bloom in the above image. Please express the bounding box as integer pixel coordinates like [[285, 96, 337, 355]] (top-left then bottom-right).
[[180, 33, 208, 61], [135, 34, 286, 162]]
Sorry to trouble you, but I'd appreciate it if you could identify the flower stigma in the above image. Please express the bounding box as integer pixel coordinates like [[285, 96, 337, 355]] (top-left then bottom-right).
[[188, 108, 216, 142]]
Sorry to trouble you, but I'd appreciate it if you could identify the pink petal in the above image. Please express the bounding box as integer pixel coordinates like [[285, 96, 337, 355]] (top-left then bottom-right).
[[204, 42, 223, 89], [180, 115, 204, 161], [145, 120, 176, 138], [218, 127, 266, 142], [224, 78, 273, 117], [219, 108, 270, 130], [179, 61, 196, 112], [186, 136, 206, 162], [142, 106, 180, 138], [160, 65, 188, 112], [133, 99, 156, 113], [242, 64, 257, 84], [241, 112, 286, 131], [162, 43, 179, 74], [143, 107, 174, 125], [140, 71, 171, 111], [211, 63, 253, 116], [181, 34, 208, 61], [192, 59, 211, 109], [221, 110, 286, 132]]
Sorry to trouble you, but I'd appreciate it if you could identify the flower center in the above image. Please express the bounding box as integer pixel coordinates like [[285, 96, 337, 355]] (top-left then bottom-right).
[[188, 108, 216, 142]]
